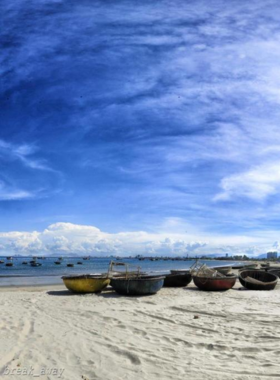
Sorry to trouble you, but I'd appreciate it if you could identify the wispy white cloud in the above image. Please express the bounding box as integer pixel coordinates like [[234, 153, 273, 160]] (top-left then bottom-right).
[[0, 180, 34, 201], [0, 139, 52, 171], [214, 162, 280, 201], [0, 191, 33, 201], [0, 139, 61, 202]]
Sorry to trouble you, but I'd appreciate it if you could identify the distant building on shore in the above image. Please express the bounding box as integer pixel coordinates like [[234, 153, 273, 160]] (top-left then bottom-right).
[[267, 251, 278, 260]]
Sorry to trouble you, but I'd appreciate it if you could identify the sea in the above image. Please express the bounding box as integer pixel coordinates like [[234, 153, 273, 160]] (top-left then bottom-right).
[[0, 256, 244, 287]]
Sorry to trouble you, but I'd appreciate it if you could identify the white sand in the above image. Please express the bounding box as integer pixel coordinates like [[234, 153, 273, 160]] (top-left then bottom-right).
[[1, 281, 280, 380]]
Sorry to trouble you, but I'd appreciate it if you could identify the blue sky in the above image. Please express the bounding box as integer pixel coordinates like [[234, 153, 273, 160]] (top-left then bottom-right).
[[1, 0, 280, 256]]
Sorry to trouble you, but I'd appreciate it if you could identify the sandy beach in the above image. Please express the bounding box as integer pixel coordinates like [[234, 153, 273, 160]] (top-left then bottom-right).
[[1, 281, 280, 380]]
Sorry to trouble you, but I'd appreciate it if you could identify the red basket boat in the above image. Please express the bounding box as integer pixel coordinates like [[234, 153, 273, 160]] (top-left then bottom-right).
[[193, 274, 236, 291]]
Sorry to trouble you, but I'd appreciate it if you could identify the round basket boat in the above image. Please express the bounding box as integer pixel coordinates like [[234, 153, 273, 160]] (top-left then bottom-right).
[[110, 275, 165, 296], [193, 274, 236, 291], [62, 274, 110, 294], [164, 271, 192, 287], [239, 270, 278, 291]]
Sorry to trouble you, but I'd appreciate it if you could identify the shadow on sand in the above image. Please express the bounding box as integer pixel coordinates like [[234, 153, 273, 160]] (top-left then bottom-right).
[[47, 288, 120, 297], [183, 285, 241, 292], [47, 290, 77, 296]]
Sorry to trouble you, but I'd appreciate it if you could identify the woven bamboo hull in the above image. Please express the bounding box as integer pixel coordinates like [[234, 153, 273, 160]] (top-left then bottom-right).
[[193, 275, 236, 291], [62, 275, 110, 293], [164, 272, 192, 287], [110, 276, 165, 295], [239, 270, 278, 290]]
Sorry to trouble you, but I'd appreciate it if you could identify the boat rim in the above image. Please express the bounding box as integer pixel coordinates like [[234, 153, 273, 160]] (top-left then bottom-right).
[[62, 274, 109, 280], [111, 275, 165, 281], [167, 272, 192, 277], [192, 274, 236, 280], [170, 270, 190, 274]]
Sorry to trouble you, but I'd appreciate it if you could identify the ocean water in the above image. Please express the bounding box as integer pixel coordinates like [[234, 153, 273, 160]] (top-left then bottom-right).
[[0, 256, 243, 286]]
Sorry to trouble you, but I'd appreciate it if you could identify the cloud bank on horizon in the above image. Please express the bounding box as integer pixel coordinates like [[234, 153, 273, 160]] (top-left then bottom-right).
[[0, 222, 278, 257], [1, 0, 280, 255]]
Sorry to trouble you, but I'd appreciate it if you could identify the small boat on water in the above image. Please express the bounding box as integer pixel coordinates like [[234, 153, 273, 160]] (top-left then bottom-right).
[[193, 274, 236, 291], [239, 270, 278, 290], [62, 274, 110, 293], [77, 261, 83, 265], [164, 271, 192, 287], [22, 261, 28, 265], [67, 263, 74, 267], [5, 262, 13, 267], [30, 262, 42, 267], [54, 261, 61, 265], [6, 256, 13, 260], [0, 260, 4, 264], [110, 275, 165, 296]]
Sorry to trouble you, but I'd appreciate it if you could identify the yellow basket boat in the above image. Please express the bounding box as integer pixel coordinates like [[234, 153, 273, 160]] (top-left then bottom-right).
[[62, 274, 110, 293]]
